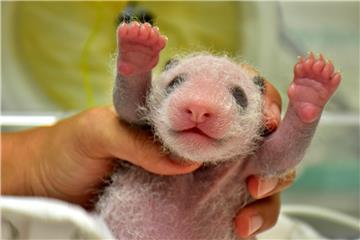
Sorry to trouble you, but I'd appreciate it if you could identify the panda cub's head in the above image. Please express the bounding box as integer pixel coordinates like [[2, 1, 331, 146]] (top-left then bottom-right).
[[145, 54, 265, 164]]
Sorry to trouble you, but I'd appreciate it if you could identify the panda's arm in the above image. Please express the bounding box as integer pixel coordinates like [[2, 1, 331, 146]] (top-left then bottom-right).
[[252, 105, 319, 175], [113, 21, 167, 124], [251, 53, 341, 175]]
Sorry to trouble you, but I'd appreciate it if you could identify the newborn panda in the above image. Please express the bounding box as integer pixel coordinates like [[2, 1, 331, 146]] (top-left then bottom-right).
[[96, 22, 341, 240]]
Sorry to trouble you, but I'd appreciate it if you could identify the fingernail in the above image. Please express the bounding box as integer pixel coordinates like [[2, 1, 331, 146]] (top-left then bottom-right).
[[257, 178, 278, 197], [270, 103, 280, 118], [248, 215, 263, 236]]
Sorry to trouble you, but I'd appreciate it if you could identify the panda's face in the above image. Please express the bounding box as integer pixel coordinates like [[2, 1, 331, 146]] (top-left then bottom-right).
[[146, 54, 264, 163]]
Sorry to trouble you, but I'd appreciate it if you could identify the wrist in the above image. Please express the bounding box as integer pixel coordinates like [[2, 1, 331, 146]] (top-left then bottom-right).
[[1, 126, 52, 196]]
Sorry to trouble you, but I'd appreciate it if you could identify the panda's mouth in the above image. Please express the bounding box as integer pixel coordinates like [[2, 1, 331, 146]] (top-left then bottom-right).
[[182, 127, 209, 136], [176, 127, 217, 141]]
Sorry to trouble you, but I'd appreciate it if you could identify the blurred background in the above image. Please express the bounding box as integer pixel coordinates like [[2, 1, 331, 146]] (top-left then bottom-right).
[[1, 1, 359, 238]]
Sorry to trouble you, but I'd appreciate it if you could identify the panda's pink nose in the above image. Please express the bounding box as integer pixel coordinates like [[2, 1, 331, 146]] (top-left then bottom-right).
[[184, 104, 213, 123], [168, 96, 232, 139]]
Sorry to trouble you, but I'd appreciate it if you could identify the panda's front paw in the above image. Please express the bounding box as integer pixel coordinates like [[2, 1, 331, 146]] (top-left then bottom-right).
[[117, 21, 167, 76], [288, 52, 341, 123]]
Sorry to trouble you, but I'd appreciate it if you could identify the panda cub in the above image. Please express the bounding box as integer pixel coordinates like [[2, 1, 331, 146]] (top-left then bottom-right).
[[96, 21, 341, 240]]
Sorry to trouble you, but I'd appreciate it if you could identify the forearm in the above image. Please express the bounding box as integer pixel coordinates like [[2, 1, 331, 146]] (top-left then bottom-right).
[[113, 72, 151, 124], [253, 52, 341, 175], [113, 22, 166, 124], [1, 127, 50, 196], [254, 104, 318, 175]]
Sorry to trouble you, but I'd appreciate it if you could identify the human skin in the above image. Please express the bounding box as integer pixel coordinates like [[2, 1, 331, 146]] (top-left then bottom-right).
[[1, 106, 292, 238]]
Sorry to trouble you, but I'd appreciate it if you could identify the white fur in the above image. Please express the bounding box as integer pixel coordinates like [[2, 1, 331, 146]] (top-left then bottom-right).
[[98, 53, 265, 240], [97, 163, 252, 240], [146, 54, 263, 163]]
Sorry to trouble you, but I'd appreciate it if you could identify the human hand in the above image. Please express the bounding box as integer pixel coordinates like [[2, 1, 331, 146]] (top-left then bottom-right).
[[234, 172, 295, 238], [2, 106, 200, 208]]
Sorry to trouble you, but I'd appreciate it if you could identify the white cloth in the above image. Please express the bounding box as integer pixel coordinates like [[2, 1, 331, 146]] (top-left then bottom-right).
[[1, 196, 327, 240], [1, 197, 114, 239]]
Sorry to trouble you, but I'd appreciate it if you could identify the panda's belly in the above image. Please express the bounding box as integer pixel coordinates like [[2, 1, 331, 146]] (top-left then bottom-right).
[[96, 163, 252, 240]]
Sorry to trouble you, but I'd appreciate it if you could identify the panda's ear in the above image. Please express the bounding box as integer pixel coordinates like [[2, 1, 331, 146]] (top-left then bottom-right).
[[163, 58, 179, 71], [252, 76, 265, 94]]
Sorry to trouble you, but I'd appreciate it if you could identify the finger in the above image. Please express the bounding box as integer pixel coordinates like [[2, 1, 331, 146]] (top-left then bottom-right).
[[118, 22, 128, 39], [106, 109, 202, 175], [148, 27, 160, 45], [294, 56, 306, 78], [264, 79, 282, 111], [321, 60, 334, 81], [304, 51, 315, 76], [126, 133, 202, 175], [234, 194, 280, 238], [262, 79, 282, 135], [294, 62, 305, 78], [85, 106, 201, 175], [247, 171, 296, 199], [312, 56, 325, 76], [330, 72, 342, 90], [139, 23, 151, 41], [155, 35, 167, 51], [128, 21, 140, 38]]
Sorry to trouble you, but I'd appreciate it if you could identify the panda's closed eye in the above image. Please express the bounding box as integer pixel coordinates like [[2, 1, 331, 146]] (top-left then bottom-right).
[[166, 74, 186, 93], [231, 86, 248, 109]]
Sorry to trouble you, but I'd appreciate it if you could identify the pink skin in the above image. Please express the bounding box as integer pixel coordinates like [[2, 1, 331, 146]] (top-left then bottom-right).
[[117, 22, 167, 76], [290, 52, 341, 123], [167, 85, 233, 140]]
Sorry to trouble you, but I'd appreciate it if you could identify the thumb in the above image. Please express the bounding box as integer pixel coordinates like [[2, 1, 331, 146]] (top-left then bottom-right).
[[128, 141, 202, 175], [110, 118, 201, 175]]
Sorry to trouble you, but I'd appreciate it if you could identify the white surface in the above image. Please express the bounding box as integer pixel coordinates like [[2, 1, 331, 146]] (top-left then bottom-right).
[[0, 116, 57, 127], [1, 197, 114, 239], [0, 196, 332, 240]]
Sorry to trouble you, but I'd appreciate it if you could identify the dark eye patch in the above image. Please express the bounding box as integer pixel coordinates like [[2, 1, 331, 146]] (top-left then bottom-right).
[[163, 59, 179, 71], [166, 74, 185, 93], [253, 76, 265, 94], [231, 86, 248, 109]]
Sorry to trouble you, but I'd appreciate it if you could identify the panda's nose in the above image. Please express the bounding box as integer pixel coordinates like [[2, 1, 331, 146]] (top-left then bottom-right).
[[183, 103, 213, 124]]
